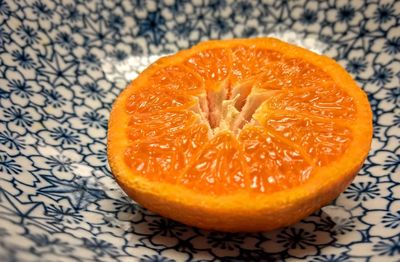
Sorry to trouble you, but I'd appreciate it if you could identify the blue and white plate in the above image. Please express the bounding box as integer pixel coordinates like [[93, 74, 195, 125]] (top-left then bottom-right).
[[0, 0, 399, 261]]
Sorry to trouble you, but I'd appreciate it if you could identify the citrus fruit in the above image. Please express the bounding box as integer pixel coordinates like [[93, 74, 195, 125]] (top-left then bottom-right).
[[107, 38, 372, 232]]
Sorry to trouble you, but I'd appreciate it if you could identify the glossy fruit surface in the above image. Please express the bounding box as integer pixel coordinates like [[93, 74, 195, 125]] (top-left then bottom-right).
[[108, 38, 372, 232]]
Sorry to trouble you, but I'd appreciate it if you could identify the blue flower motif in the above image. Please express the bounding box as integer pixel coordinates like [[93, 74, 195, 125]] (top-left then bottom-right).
[[0, 0, 399, 260], [55, 32, 77, 51], [369, 149, 400, 175], [336, 4, 355, 22], [384, 37, 400, 55], [43, 88, 69, 108], [39, 196, 105, 231], [372, 236, 400, 256], [0, 26, 10, 48], [234, 249, 282, 261], [235, 1, 253, 16], [0, 69, 44, 107], [2, 107, 33, 127], [382, 212, 400, 229], [206, 232, 244, 250], [375, 86, 399, 112], [239, 26, 259, 38], [81, 111, 107, 129], [0, 86, 9, 100], [0, 0, 10, 17], [277, 228, 317, 249], [74, 75, 114, 109], [313, 213, 356, 236], [0, 101, 42, 135], [310, 254, 349, 262], [103, 196, 137, 214], [81, 52, 102, 71], [111, 49, 128, 61], [232, 0, 258, 21], [346, 57, 367, 74], [6, 76, 26, 94], [131, 43, 144, 55], [27, 234, 70, 250], [60, 3, 81, 23], [209, 0, 228, 12], [331, 218, 356, 236], [300, 9, 318, 25], [137, 11, 166, 45], [34, 1, 53, 19], [81, 81, 107, 101], [132, 0, 149, 10], [0, 129, 25, 156], [209, 16, 232, 37], [140, 255, 175, 262], [362, 201, 400, 238], [38, 154, 73, 173], [6, 18, 50, 55], [373, 4, 395, 24], [0, 153, 22, 175], [96, 194, 144, 223], [46, 203, 84, 224], [2, 41, 39, 75], [82, 237, 118, 257], [261, 223, 333, 258], [348, 236, 400, 260], [377, 108, 400, 138], [16, 24, 40, 46], [38, 118, 94, 151], [371, 27, 399, 61], [108, 13, 125, 31], [51, 127, 80, 144], [68, 105, 109, 139], [40, 82, 74, 118], [84, 143, 109, 177], [371, 66, 394, 86], [147, 217, 188, 239], [344, 182, 380, 202]]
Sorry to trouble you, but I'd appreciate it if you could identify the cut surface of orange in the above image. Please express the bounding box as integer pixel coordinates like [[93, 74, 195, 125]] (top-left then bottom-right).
[[107, 38, 372, 232]]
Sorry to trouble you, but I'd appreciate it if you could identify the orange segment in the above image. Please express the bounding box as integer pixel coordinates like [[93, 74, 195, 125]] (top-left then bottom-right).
[[125, 123, 209, 181], [181, 132, 247, 194], [108, 38, 372, 232], [262, 114, 353, 166], [127, 110, 197, 141], [264, 85, 356, 119], [238, 127, 313, 193], [177, 124, 210, 163], [125, 138, 177, 180], [254, 59, 333, 90], [184, 48, 230, 89], [231, 46, 282, 84], [126, 88, 194, 114], [149, 65, 204, 94]]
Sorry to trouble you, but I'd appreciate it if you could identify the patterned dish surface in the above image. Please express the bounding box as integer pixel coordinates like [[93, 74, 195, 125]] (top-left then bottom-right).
[[0, 0, 399, 261]]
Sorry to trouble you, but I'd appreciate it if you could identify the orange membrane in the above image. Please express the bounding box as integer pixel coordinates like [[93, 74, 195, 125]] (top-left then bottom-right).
[[124, 47, 355, 194]]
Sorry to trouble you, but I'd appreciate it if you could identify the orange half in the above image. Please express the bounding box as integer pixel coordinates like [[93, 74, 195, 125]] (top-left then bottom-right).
[[107, 38, 372, 232]]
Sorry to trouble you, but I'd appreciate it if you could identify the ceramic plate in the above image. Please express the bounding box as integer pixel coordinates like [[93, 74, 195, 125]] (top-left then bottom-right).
[[0, 0, 399, 261]]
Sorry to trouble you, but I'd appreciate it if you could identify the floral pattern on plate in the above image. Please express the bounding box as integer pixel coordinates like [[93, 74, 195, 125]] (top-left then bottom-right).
[[0, 0, 399, 261]]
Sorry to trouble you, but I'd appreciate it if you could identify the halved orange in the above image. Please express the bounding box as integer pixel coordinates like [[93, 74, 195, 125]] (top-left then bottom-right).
[[107, 38, 372, 232]]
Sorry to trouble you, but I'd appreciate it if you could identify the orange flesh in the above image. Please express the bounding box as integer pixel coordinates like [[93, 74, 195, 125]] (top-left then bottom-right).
[[124, 46, 356, 194]]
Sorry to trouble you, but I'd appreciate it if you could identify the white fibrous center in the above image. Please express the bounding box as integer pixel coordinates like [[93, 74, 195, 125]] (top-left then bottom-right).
[[191, 82, 277, 135]]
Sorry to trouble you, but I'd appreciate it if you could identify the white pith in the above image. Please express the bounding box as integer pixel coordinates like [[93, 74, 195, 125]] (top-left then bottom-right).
[[190, 82, 277, 135]]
